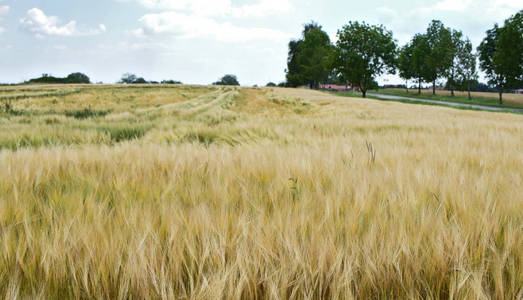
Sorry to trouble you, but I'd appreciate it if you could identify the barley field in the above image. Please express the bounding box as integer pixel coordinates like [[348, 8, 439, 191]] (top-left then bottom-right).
[[0, 84, 522, 299]]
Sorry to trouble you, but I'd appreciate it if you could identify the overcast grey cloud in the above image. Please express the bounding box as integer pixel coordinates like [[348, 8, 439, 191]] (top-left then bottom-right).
[[0, 0, 521, 85]]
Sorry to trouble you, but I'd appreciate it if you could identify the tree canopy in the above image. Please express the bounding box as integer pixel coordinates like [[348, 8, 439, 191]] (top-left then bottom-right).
[[398, 43, 415, 92], [334, 21, 397, 97], [397, 35, 430, 93], [423, 20, 454, 95], [285, 22, 333, 88], [66, 73, 90, 84], [456, 38, 478, 99], [444, 29, 465, 96], [478, 10, 523, 104], [213, 75, 240, 86], [120, 73, 138, 84], [27, 73, 90, 84]]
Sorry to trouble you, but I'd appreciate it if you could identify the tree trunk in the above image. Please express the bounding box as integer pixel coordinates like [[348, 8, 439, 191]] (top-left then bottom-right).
[[451, 81, 455, 97], [432, 80, 436, 95], [418, 79, 421, 94], [467, 81, 471, 100], [499, 89, 503, 105], [406, 80, 409, 93], [362, 89, 366, 98]]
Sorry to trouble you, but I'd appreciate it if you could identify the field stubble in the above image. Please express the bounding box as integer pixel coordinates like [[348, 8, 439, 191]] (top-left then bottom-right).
[[0, 85, 522, 299]]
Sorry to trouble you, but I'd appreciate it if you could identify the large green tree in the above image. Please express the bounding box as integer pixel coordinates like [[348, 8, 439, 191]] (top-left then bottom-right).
[[444, 29, 465, 97], [410, 34, 431, 94], [424, 20, 453, 95], [457, 38, 478, 100], [285, 22, 333, 88], [120, 73, 138, 84], [213, 74, 240, 86], [66, 72, 90, 84], [398, 43, 415, 93], [478, 10, 523, 104], [285, 39, 304, 87], [334, 21, 397, 98], [478, 10, 522, 104]]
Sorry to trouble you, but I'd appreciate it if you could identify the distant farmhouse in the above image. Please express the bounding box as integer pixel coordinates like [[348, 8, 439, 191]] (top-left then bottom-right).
[[319, 84, 349, 92]]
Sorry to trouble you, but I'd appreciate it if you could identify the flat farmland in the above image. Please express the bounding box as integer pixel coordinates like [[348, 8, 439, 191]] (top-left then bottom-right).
[[0, 85, 522, 299]]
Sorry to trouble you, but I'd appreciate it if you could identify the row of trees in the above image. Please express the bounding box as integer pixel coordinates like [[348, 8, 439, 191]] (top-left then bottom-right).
[[286, 10, 522, 104], [398, 21, 477, 99], [119, 73, 182, 85], [120, 73, 240, 86], [26, 73, 91, 84], [22, 72, 236, 86]]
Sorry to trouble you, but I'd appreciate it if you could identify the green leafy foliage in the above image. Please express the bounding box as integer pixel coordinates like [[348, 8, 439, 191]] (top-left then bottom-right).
[[65, 108, 111, 119], [66, 73, 91, 84], [478, 10, 523, 104], [27, 73, 90, 84], [334, 21, 397, 97], [285, 22, 334, 88], [424, 20, 454, 94], [456, 39, 478, 99], [213, 74, 240, 86]]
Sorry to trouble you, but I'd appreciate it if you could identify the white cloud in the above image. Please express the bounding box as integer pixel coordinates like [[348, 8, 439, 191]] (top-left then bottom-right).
[[134, 11, 289, 42], [432, 0, 474, 12], [425, 0, 522, 13], [20, 8, 106, 37], [125, 0, 292, 42], [126, 0, 232, 16], [0, 5, 8, 35], [376, 0, 523, 45], [230, 0, 293, 18], [0, 44, 13, 51], [120, 0, 293, 18], [0, 5, 9, 16]]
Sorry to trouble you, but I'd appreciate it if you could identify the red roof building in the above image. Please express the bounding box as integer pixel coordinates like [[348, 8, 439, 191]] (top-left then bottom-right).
[[319, 84, 348, 91]]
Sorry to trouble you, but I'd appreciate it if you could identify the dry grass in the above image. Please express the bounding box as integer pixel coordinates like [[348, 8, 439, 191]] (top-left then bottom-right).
[[0, 85, 522, 299]]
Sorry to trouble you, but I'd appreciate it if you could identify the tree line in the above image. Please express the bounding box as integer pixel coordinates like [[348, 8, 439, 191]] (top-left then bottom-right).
[[26, 73, 91, 84], [20, 73, 241, 86], [285, 10, 523, 104], [118, 73, 182, 85]]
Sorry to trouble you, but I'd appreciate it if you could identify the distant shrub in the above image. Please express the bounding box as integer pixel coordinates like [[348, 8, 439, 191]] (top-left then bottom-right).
[[65, 108, 110, 119], [182, 131, 219, 146], [66, 73, 91, 84], [26, 73, 91, 84], [99, 125, 151, 142], [161, 80, 182, 84], [133, 77, 147, 84], [213, 75, 240, 86], [119, 73, 154, 84]]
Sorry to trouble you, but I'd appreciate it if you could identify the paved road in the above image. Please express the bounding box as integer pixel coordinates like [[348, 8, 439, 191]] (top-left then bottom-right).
[[367, 93, 523, 113]]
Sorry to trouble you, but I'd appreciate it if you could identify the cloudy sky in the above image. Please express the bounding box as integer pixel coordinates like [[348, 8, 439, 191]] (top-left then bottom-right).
[[0, 0, 521, 85]]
